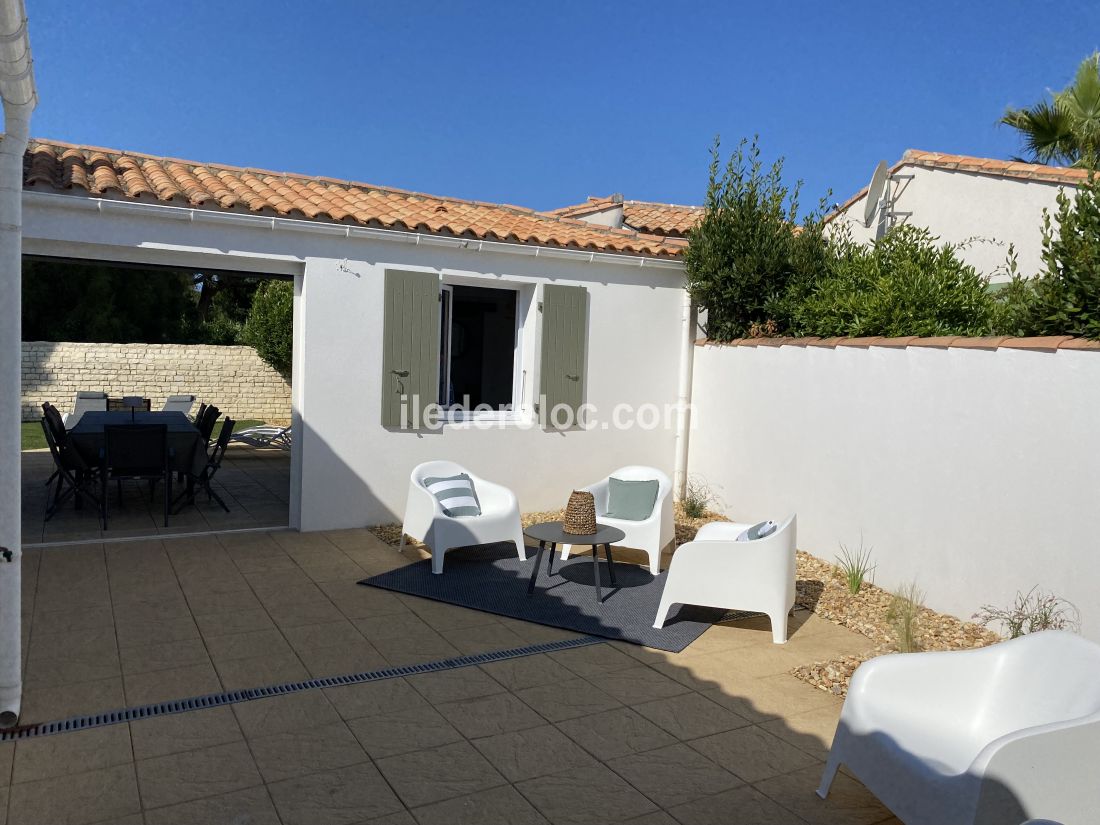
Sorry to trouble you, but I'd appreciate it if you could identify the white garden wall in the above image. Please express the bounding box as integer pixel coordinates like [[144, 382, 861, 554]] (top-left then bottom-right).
[[688, 338, 1100, 641]]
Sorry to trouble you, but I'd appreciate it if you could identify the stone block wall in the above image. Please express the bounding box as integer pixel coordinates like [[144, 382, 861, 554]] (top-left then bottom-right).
[[22, 342, 291, 424]]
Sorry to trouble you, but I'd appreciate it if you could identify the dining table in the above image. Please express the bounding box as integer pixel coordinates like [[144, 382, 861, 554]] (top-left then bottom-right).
[[67, 410, 206, 475]]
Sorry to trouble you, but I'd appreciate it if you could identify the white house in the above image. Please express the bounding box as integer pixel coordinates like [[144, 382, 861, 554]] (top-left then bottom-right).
[[829, 150, 1090, 282], [19, 139, 693, 531]]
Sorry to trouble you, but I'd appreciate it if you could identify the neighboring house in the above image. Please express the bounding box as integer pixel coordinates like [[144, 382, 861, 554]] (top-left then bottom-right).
[[545, 195, 703, 239], [20, 139, 691, 530], [830, 150, 1091, 282]]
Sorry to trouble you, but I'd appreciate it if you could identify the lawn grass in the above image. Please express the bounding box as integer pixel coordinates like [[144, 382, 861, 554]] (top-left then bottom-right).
[[21, 418, 268, 451]]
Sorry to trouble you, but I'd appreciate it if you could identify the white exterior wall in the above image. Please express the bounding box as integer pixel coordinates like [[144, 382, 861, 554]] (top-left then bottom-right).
[[832, 165, 1073, 281], [688, 342, 1100, 641], [22, 193, 685, 531]]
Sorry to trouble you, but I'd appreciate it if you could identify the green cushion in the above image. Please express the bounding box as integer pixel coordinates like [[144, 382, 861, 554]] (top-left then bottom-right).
[[606, 477, 659, 521]]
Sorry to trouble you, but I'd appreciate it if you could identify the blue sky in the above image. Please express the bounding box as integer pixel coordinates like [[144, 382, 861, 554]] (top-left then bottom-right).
[[27, 0, 1099, 215]]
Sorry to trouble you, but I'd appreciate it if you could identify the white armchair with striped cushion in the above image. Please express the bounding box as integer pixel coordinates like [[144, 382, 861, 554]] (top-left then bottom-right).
[[401, 460, 527, 574]]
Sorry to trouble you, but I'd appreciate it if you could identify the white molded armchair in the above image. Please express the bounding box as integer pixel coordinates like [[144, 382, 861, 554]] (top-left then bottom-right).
[[653, 515, 796, 643], [818, 631, 1100, 825], [560, 466, 674, 574], [401, 460, 527, 575]]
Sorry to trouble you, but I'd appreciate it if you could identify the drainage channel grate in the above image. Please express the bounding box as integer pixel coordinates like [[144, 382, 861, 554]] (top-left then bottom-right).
[[1, 634, 605, 741]]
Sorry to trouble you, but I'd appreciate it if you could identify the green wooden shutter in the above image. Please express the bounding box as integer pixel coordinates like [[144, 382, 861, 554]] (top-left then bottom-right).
[[539, 284, 588, 426], [381, 269, 440, 428]]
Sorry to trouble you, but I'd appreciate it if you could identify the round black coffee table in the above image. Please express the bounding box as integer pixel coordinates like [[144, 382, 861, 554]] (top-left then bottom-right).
[[524, 521, 627, 603]]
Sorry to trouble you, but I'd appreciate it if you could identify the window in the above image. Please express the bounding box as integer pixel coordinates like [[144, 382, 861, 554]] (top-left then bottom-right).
[[438, 284, 518, 411]]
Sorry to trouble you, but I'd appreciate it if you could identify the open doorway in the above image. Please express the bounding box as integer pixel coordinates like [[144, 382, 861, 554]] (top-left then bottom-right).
[[20, 256, 295, 544]]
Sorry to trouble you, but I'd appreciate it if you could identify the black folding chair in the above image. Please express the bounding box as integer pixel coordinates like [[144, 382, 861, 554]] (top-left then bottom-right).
[[197, 404, 220, 445], [175, 417, 235, 514], [193, 401, 207, 425], [101, 424, 173, 528], [41, 416, 102, 525]]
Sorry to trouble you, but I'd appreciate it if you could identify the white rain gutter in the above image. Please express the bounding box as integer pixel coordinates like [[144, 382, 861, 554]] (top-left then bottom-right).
[[24, 190, 687, 271], [673, 288, 695, 498], [0, 0, 35, 728]]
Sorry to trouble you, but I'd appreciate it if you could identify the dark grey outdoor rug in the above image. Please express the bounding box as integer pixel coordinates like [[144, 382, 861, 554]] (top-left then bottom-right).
[[359, 542, 725, 652]]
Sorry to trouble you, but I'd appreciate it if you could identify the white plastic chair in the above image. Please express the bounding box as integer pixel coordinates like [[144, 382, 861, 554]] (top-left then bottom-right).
[[230, 424, 292, 451], [818, 631, 1100, 825], [653, 515, 796, 643], [559, 466, 674, 574], [61, 390, 107, 428], [401, 460, 527, 575], [161, 394, 195, 415]]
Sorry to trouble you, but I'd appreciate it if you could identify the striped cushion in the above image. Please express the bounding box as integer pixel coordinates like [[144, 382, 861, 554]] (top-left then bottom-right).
[[423, 473, 482, 517]]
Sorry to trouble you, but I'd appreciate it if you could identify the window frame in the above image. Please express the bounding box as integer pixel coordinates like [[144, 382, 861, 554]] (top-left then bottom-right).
[[435, 276, 529, 424]]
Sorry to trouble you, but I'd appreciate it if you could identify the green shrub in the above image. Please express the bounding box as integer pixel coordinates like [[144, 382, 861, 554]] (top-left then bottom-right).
[[684, 137, 829, 340], [243, 280, 294, 375], [974, 587, 1080, 639], [835, 537, 875, 595], [1022, 174, 1100, 339], [679, 476, 713, 519], [789, 226, 998, 338]]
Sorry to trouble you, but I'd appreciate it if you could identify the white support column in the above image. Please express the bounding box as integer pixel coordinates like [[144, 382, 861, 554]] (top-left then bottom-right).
[[0, 0, 36, 728]]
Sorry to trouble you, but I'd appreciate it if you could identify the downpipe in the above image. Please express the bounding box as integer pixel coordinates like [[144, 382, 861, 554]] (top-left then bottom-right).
[[673, 287, 696, 499]]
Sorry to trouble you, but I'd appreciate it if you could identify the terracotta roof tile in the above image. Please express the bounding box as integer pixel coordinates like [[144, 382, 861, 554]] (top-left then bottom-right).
[[546, 195, 703, 237], [22, 139, 686, 259]]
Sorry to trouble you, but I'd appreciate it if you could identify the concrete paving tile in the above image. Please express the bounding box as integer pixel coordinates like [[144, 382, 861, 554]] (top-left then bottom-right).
[[194, 607, 275, 637], [549, 642, 638, 678], [135, 740, 262, 809], [143, 785, 282, 825], [13, 725, 132, 784], [472, 723, 596, 783], [700, 673, 840, 725], [213, 650, 309, 691], [407, 666, 506, 705], [633, 691, 752, 740], [119, 637, 211, 676], [667, 784, 803, 825], [319, 582, 409, 620], [0, 741, 11, 786], [622, 812, 678, 825], [375, 740, 506, 808], [515, 763, 658, 825], [7, 763, 140, 825], [123, 661, 222, 706], [233, 690, 342, 738], [241, 566, 314, 592], [435, 691, 546, 739], [347, 706, 463, 759], [248, 721, 369, 782], [299, 558, 365, 582], [18, 677, 125, 724], [439, 622, 528, 655], [688, 725, 819, 784], [185, 587, 262, 616], [370, 634, 462, 667], [364, 810, 418, 824], [267, 761, 404, 825], [556, 707, 676, 760], [129, 706, 243, 761], [477, 653, 576, 692], [608, 742, 744, 808], [754, 764, 891, 825], [410, 784, 549, 825], [23, 626, 120, 687], [515, 678, 622, 723], [324, 676, 429, 721], [114, 615, 200, 649], [264, 597, 347, 628], [281, 619, 367, 653], [203, 628, 294, 663], [111, 594, 193, 624], [28, 604, 114, 636], [297, 639, 388, 678], [585, 665, 693, 704], [401, 598, 504, 632], [759, 706, 842, 760]]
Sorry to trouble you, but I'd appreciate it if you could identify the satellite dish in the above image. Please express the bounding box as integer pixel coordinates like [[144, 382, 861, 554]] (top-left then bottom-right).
[[863, 160, 889, 228]]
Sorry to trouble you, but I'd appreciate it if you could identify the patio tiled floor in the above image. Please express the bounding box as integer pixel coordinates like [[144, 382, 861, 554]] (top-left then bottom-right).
[[20, 445, 290, 545], [4, 529, 900, 825]]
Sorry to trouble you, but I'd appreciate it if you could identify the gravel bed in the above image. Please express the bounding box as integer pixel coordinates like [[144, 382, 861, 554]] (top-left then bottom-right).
[[371, 509, 1000, 696]]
